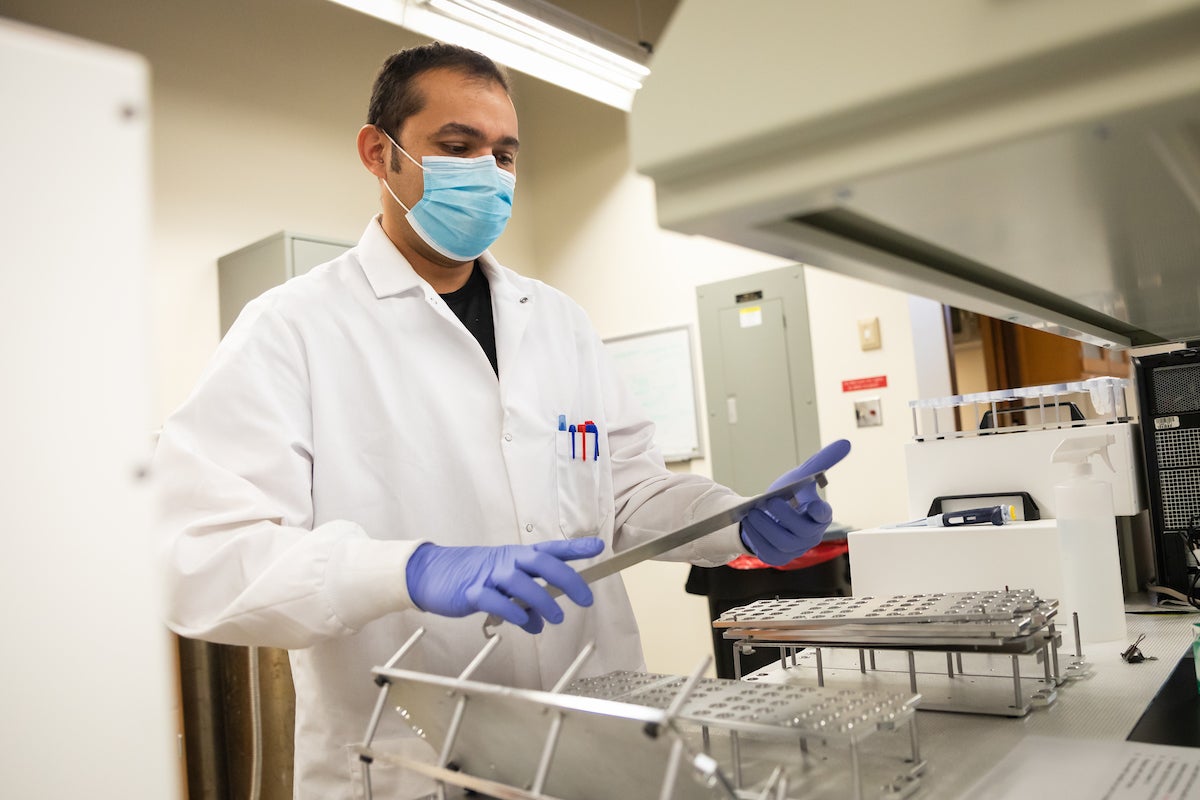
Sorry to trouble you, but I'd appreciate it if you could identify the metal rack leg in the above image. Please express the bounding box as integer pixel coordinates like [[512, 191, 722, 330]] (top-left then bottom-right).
[[1011, 655, 1023, 709], [815, 648, 825, 687], [1049, 623, 1061, 682], [362, 685, 391, 750], [908, 717, 921, 764], [665, 657, 711, 721], [550, 641, 595, 693], [850, 737, 863, 800], [907, 651, 918, 695], [657, 738, 685, 800], [433, 636, 502, 799], [360, 627, 427, 800], [732, 732, 743, 789], [530, 712, 564, 795], [754, 766, 783, 800], [436, 695, 468, 769], [382, 627, 427, 671], [458, 636, 501, 681]]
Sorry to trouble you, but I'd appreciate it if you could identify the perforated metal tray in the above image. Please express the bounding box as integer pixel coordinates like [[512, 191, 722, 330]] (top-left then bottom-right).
[[564, 670, 918, 742], [714, 590, 1053, 630]]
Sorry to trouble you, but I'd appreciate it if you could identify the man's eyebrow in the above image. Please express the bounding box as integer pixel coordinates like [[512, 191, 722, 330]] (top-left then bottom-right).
[[435, 122, 519, 150]]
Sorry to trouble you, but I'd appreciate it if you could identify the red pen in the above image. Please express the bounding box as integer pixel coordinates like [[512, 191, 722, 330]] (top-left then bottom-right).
[[585, 421, 598, 461]]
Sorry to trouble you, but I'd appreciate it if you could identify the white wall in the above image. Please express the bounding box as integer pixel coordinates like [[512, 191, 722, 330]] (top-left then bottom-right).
[[1, 0, 951, 680], [806, 272, 954, 531]]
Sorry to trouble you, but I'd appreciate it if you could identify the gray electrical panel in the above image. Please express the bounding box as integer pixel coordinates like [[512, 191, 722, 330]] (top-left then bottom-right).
[[696, 265, 819, 495], [217, 231, 353, 336]]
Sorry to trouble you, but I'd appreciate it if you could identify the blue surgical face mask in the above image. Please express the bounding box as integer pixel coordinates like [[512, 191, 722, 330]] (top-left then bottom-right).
[[379, 130, 516, 262]]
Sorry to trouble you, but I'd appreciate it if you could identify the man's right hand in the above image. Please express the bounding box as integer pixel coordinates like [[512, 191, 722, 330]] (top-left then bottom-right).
[[405, 538, 605, 633]]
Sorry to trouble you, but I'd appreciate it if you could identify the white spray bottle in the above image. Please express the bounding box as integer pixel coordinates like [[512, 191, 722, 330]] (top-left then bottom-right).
[[1052, 433, 1127, 643]]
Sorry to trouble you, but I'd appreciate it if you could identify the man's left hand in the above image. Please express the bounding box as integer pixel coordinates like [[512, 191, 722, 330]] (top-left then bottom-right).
[[739, 439, 851, 566]]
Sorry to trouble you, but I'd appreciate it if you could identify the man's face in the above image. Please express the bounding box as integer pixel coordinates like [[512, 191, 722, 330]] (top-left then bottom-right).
[[386, 68, 519, 263]]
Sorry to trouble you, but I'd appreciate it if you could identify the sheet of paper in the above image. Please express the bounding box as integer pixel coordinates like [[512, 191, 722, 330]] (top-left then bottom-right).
[[963, 736, 1200, 800]]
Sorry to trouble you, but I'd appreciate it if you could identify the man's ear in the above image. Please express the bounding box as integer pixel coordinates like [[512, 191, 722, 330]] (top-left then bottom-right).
[[357, 125, 389, 179]]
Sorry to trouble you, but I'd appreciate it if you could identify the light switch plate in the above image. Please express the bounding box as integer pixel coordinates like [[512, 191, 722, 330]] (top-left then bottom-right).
[[858, 317, 882, 350], [855, 397, 883, 427]]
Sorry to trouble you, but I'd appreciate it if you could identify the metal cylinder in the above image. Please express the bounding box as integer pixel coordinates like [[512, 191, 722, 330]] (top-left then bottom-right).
[[222, 644, 296, 800], [177, 638, 296, 800]]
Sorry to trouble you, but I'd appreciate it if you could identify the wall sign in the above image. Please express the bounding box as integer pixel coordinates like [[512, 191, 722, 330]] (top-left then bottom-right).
[[842, 375, 888, 392]]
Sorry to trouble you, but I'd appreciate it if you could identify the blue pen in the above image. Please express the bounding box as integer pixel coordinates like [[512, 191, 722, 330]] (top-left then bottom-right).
[[558, 414, 566, 431], [586, 422, 598, 460], [568, 424, 576, 459]]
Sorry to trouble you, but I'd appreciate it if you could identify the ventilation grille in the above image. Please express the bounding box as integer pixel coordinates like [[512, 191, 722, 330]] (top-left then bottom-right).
[[1156, 427, 1200, 471], [1155, 426, 1200, 529], [1153, 363, 1200, 415]]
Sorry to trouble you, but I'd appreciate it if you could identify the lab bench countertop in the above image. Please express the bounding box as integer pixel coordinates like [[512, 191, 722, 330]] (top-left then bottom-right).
[[748, 611, 1199, 800], [917, 613, 1196, 798]]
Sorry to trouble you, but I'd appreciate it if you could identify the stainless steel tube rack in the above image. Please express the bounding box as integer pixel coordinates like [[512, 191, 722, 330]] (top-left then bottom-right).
[[717, 591, 1091, 718], [359, 632, 925, 800]]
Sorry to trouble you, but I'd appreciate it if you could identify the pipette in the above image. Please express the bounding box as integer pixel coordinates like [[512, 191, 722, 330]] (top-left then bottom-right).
[[888, 504, 1016, 528]]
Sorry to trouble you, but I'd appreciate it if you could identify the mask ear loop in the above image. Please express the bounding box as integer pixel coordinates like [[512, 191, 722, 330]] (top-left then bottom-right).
[[376, 126, 425, 213], [380, 176, 412, 213], [378, 126, 425, 170]]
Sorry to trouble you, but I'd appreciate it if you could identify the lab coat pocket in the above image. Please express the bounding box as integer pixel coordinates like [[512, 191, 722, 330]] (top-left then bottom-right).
[[555, 419, 602, 538]]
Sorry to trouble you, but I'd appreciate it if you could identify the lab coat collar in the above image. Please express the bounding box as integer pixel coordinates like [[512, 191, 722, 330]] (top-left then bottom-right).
[[356, 215, 529, 302], [355, 215, 533, 374], [356, 215, 426, 299]]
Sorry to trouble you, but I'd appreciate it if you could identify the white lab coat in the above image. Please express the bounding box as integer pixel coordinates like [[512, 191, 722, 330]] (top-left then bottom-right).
[[155, 216, 747, 799]]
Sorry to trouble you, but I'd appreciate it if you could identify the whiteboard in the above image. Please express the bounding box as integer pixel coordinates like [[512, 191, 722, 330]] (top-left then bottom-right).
[[604, 326, 703, 462]]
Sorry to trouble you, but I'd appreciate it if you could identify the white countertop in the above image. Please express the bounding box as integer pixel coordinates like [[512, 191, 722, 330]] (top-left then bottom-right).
[[741, 610, 1198, 799]]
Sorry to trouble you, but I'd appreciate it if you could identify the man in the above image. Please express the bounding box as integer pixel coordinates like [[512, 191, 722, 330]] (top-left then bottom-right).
[[155, 43, 847, 799]]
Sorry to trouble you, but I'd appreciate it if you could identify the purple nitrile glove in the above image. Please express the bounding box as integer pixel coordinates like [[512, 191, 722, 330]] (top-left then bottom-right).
[[406, 537, 605, 634], [739, 440, 851, 566]]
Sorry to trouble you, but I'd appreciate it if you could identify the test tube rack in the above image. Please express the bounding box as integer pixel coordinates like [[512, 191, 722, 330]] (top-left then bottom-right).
[[717, 590, 1091, 718], [908, 376, 1131, 441], [359, 629, 925, 800]]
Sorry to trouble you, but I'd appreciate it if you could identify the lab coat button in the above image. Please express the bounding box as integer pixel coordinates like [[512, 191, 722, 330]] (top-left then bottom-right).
[[525, 523, 534, 532], [519, 296, 529, 304], [504, 433, 513, 442]]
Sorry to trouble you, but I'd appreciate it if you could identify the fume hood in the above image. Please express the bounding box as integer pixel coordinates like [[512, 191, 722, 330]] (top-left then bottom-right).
[[630, 0, 1200, 347]]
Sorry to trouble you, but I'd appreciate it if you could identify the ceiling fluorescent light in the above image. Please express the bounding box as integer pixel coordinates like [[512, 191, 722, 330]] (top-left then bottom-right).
[[327, 0, 651, 111]]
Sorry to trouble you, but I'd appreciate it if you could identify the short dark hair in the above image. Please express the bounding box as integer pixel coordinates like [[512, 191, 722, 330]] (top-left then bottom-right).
[[367, 42, 510, 160]]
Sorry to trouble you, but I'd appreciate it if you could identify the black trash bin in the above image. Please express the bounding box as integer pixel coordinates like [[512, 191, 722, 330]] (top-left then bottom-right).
[[686, 543, 851, 679]]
